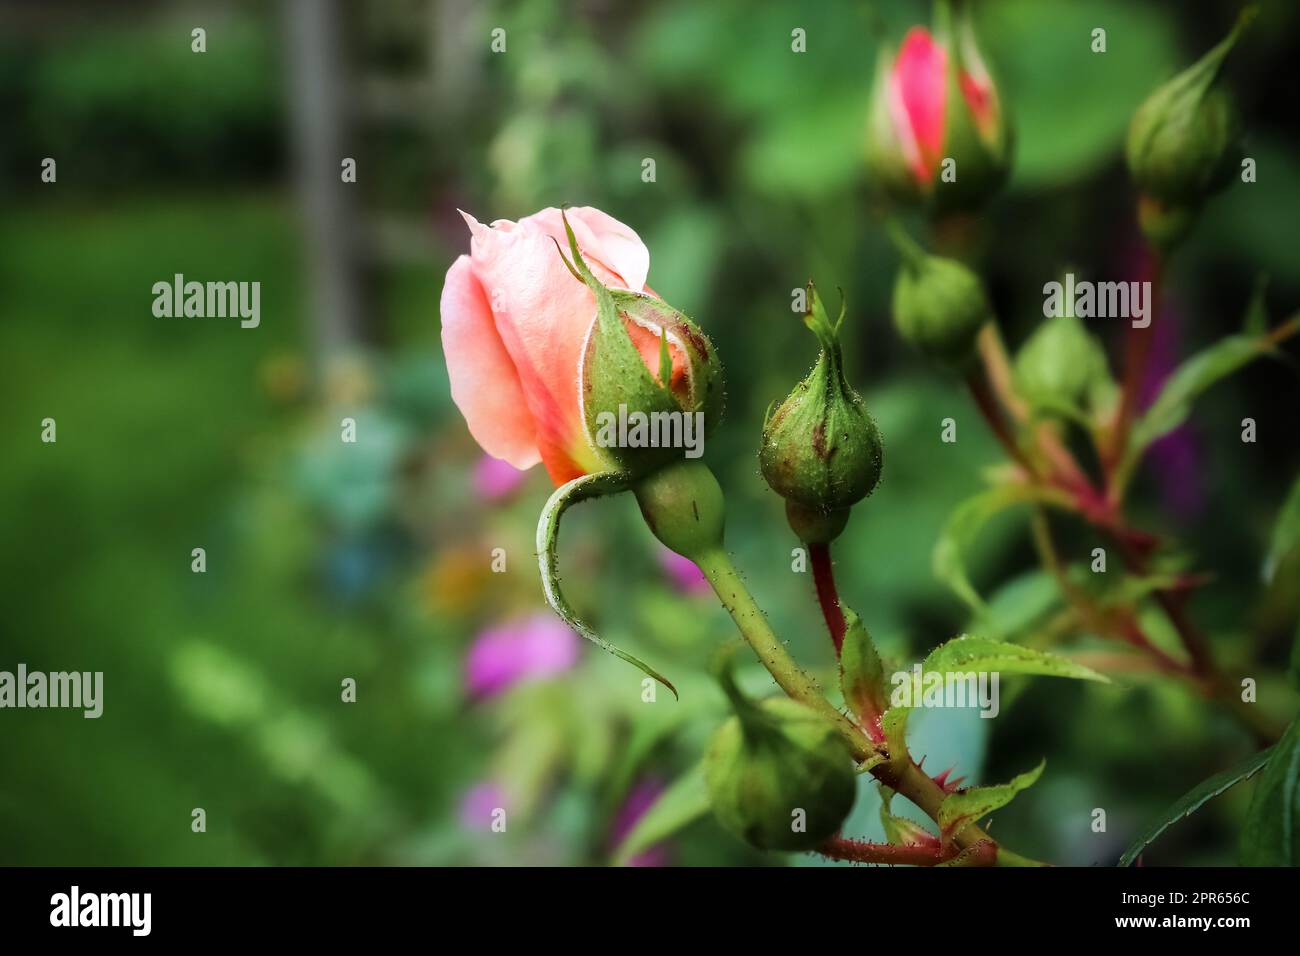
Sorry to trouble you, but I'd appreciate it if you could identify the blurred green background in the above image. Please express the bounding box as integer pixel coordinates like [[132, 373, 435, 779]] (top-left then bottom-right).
[[2, 0, 1298, 866]]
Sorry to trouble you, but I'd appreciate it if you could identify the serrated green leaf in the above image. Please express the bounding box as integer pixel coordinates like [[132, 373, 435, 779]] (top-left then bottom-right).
[[840, 607, 886, 725], [1241, 716, 1300, 865], [876, 637, 1104, 768], [933, 483, 1068, 611], [921, 634, 1110, 684], [1120, 744, 1274, 867], [938, 759, 1045, 845], [856, 753, 886, 774], [1263, 473, 1300, 584], [610, 762, 709, 866]]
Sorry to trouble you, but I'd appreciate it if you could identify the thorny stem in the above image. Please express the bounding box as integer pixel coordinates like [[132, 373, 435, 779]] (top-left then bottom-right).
[[970, 299, 1295, 743], [1038, 494, 1283, 743], [694, 547, 1046, 866], [809, 542, 847, 655], [818, 835, 952, 866], [1031, 507, 1193, 676], [819, 836, 1006, 867]]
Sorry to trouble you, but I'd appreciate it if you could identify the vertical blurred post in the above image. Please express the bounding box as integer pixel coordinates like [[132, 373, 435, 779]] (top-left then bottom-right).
[[284, 0, 364, 371]]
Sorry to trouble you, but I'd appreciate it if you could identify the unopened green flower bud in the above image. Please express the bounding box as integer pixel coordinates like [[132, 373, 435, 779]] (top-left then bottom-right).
[[1014, 300, 1111, 414], [705, 658, 856, 852], [759, 284, 883, 532], [889, 223, 989, 367], [1126, 7, 1255, 246]]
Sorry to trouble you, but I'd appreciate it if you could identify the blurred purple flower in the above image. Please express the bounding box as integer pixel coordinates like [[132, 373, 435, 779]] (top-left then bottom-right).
[[459, 780, 508, 831], [1137, 285, 1205, 522], [464, 613, 581, 699], [609, 778, 671, 867], [473, 453, 527, 502], [657, 548, 711, 596]]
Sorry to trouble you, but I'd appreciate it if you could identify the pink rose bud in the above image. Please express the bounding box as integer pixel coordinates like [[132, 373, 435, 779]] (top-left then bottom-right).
[[440, 206, 721, 486], [866, 0, 1010, 212]]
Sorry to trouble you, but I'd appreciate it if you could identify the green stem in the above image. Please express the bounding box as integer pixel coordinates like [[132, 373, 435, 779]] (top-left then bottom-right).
[[694, 546, 1043, 865], [694, 547, 862, 747]]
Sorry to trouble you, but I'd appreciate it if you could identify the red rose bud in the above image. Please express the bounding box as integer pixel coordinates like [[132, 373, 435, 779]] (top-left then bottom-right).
[[558, 212, 725, 479], [1126, 7, 1256, 249], [759, 283, 883, 539], [866, 0, 1010, 212]]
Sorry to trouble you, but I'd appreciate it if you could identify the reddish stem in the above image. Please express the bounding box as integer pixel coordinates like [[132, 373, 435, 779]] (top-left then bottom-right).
[[818, 836, 948, 866], [965, 369, 1035, 476], [1107, 252, 1163, 477], [1110, 530, 1212, 677], [810, 542, 846, 655]]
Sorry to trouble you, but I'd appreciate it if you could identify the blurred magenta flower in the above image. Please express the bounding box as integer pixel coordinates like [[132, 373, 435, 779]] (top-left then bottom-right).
[[1138, 290, 1205, 521], [472, 452, 528, 502], [610, 778, 671, 867], [458, 780, 508, 831], [464, 613, 581, 699], [657, 547, 711, 597]]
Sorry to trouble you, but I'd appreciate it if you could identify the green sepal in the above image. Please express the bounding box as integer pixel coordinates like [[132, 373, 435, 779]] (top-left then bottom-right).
[[880, 786, 939, 847], [937, 759, 1045, 847], [557, 215, 680, 477], [840, 607, 887, 728], [556, 211, 724, 477], [608, 287, 725, 430], [536, 470, 678, 698]]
